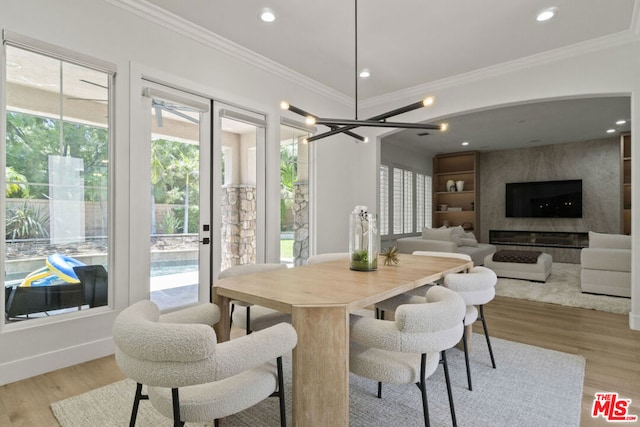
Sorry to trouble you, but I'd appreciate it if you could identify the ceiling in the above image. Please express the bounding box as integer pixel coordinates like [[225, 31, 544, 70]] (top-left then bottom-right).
[[145, 0, 637, 152], [385, 96, 631, 154]]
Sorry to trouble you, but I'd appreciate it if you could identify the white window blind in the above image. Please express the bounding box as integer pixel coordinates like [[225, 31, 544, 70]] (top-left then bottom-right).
[[425, 175, 432, 228], [379, 165, 389, 236], [415, 173, 433, 230], [416, 173, 425, 231], [403, 170, 413, 233], [393, 168, 404, 234], [383, 164, 432, 237]]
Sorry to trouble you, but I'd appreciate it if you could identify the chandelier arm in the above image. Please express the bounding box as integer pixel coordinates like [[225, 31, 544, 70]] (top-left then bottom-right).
[[316, 119, 442, 129], [302, 99, 429, 141], [284, 103, 366, 140]]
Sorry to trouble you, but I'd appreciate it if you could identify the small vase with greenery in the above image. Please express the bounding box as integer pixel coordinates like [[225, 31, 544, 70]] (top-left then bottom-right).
[[349, 206, 378, 271]]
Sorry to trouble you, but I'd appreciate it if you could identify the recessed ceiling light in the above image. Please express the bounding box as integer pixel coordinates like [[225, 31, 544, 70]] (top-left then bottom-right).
[[462, 141, 469, 146], [536, 7, 558, 22], [616, 119, 627, 125], [359, 69, 370, 78], [259, 8, 276, 23], [606, 128, 616, 133]]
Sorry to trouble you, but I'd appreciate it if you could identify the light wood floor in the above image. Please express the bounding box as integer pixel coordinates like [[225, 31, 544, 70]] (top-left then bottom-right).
[[0, 296, 639, 426]]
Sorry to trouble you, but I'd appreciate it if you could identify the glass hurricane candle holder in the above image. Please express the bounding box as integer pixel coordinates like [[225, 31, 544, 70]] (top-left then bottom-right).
[[349, 206, 378, 271]]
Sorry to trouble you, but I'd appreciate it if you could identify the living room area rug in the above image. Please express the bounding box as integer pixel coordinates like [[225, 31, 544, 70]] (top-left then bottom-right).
[[495, 262, 630, 314], [51, 334, 585, 427]]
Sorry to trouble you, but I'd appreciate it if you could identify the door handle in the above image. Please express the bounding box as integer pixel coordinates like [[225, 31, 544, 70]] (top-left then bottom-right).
[[200, 237, 210, 245]]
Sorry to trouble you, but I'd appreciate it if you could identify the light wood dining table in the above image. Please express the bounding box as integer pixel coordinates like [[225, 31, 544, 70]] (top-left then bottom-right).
[[212, 253, 472, 426]]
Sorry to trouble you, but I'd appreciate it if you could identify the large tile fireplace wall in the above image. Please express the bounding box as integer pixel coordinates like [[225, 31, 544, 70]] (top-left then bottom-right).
[[479, 137, 620, 263]]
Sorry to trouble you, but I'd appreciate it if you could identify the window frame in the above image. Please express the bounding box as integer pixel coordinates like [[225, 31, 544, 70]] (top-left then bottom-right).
[[2, 31, 116, 328]]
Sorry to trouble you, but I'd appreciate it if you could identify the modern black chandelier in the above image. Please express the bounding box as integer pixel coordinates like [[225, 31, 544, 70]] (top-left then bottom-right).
[[280, 0, 447, 143]]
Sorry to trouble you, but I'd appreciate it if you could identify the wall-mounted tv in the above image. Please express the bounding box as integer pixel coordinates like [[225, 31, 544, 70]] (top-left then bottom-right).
[[505, 179, 582, 218]]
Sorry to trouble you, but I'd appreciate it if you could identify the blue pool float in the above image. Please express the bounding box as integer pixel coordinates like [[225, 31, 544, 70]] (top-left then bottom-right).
[[20, 254, 86, 287]]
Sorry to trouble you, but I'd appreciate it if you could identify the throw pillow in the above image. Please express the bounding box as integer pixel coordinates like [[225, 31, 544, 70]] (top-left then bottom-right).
[[588, 231, 631, 249], [421, 227, 454, 242], [460, 237, 479, 247], [451, 226, 465, 246]]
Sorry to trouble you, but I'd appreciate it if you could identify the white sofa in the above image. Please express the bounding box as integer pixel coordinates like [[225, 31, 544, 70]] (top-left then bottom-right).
[[580, 231, 631, 297], [396, 226, 496, 266]]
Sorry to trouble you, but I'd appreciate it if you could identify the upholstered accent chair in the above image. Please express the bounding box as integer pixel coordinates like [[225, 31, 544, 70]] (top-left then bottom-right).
[[218, 263, 290, 335], [443, 266, 497, 391], [374, 251, 472, 319], [112, 300, 297, 427], [349, 286, 466, 426]]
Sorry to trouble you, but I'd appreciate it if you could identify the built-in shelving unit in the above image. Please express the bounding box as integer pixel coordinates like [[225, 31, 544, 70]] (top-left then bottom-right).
[[432, 151, 480, 236], [621, 132, 631, 235]]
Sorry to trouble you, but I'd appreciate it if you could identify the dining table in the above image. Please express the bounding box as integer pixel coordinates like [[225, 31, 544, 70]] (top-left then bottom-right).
[[212, 253, 472, 426]]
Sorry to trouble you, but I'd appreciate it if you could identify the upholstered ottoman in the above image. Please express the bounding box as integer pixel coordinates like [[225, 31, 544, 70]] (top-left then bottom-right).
[[484, 250, 552, 282]]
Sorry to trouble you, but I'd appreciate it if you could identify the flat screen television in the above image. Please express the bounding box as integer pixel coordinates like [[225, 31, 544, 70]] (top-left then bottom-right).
[[505, 179, 582, 218]]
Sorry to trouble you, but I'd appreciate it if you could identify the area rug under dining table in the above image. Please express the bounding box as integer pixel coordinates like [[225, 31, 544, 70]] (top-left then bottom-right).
[[52, 334, 585, 427]]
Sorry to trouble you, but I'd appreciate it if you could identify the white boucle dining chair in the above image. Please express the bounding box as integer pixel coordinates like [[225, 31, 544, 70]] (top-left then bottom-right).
[[112, 300, 297, 427], [444, 266, 497, 391], [218, 263, 290, 335], [306, 252, 350, 264], [375, 251, 472, 319], [349, 286, 466, 427]]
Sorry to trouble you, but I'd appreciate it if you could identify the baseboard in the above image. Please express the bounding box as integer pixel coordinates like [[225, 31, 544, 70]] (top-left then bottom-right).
[[0, 337, 115, 386], [629, 311, 640, 331]]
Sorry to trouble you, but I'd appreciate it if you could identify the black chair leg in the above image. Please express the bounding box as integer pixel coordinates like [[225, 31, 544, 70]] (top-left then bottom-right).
[[441, 350, 457, 427], [277, 357, 287, 427], [246, 306, 252, 335], [268, 357, 287, 426], [214, 420, 220, 427], [462, 322, 472, 391], [171, 388, 182, 427], [377, 381, 382, 398], [418, 353, 430, 427], [129, 382, 147, 427], [479, 305, 496, 368]]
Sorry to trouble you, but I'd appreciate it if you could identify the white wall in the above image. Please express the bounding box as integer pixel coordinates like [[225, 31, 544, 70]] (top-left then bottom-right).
[[0, 0, 358, 384], [354, 38, 640, 330]]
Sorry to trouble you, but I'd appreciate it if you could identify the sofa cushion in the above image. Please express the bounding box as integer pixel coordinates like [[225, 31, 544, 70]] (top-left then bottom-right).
[[421, 227, 454, 242], [589, 231, 631, 250], [581, 248, 631, 273]]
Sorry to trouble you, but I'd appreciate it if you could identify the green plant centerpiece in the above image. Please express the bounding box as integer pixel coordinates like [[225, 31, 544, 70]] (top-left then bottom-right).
[[349, 205, 378, 271]]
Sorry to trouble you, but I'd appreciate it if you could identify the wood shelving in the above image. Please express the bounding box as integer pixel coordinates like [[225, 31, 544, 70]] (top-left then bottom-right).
[[432, 151, 480, 236], [621, 132, 631, 235]]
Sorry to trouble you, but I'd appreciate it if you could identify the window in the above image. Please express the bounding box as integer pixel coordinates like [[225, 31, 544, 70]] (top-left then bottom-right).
[[403, 170, 413, 233], [3, 34, 114, 323], [280, 124, 310, 266], [415, 173, 432, 231], [380, 164, 431, 237], [379, 165, 389, 236]]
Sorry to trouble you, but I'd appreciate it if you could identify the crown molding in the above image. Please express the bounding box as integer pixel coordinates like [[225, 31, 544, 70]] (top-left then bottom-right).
[[361, 29, 640, 110], [102, 0, 352, 107], [102, 0, 640, 113]]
